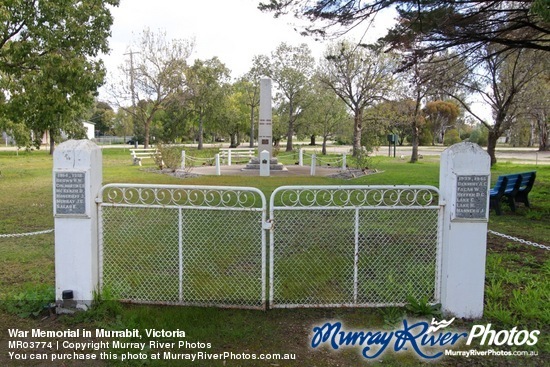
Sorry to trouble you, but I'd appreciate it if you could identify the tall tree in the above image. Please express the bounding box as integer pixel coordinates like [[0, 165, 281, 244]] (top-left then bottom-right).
[[220, 85, 249, 148], [320, 40, 395, 157], [445, 46, 545, 165], [366, 99, 415, 146], [423, 100, 460, 145], [111, 28, 193, 148], [259, 1, 550, 58], [263, 43, 314, 152], [304, 74, 351, 154], [89, 101, 115, 136], [519, 59, 550, 151], [185, 57, 231, 149], [237, 56, 265, 148], [0, 0, 119, 152]]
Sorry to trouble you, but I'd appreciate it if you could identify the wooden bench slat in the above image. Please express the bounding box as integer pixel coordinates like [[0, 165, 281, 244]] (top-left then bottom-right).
[[490, 171, 536, 215], [130, 148, 160, 166]]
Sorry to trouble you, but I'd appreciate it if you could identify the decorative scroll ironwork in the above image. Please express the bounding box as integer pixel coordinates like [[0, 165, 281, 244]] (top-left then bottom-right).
[[269, 185, 441, 309], [272, 185, 439, 208], [99, 184, 264, 209], [98, 184, 267, 310]]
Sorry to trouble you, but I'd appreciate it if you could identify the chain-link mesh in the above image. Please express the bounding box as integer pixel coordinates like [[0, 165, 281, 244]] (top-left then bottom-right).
[[270, 186, 440, 308], [99, 184, 266, 309]]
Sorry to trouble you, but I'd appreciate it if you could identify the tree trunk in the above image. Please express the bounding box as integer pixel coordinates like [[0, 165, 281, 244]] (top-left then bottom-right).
[[322, 135, 328, 155], [410, 124, 419, 163], [528, 120, 535, 147], [49, 130, 55, 155], [197, 113, 203, 150], [285, 101, 294, 152], [487, 130, 498, 166], [144, 118, 151, 149], [538, 118, 549, 151], [230, 133, 238, 148], [309, 135, 316, 146], [249, 106, 255, 148], [352, 109, 362, 157], [285, 124, 294, 151], [410, 91, 422, 163]]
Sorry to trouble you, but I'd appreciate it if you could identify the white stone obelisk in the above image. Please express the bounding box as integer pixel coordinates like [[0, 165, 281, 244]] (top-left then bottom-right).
[[258, 78, 272, 158]]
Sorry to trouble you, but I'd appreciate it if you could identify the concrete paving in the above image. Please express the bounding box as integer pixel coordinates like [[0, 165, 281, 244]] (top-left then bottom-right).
[[187, 164, 348, 177]]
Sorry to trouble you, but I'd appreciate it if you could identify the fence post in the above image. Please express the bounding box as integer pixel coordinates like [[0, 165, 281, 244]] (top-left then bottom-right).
[[181, 150, 186, 170], [310, 154, 316, 176], [260, 150, 270, 177], [53, 140, 102, 310], [299, 148, 304, 166], [228, 149, 232, 166], [439, 142, 490, 318], [342, 153, 347, 170], [215, 154, 221, 175]]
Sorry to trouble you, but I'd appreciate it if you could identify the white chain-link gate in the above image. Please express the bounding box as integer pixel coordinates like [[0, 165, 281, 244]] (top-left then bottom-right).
[[97, 184, 442, 310], [97, 184, 267, 309], [269, 186, 442, 308]]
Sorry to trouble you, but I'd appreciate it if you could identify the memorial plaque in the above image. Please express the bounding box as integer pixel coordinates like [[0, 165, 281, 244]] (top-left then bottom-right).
[[55, 171, 87, 215], [455, 175, 488, 219]]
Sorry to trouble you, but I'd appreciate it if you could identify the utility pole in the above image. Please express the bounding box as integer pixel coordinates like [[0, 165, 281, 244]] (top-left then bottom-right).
[[124, 50, 140, 108], [124, 50, 140, 147]]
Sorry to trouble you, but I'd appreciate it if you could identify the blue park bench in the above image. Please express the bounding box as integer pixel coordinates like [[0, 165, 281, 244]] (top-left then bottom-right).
[[489, 171, 536, 215]]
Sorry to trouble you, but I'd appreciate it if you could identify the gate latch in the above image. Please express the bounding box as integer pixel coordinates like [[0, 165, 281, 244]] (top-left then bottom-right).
[[263, 220, 274, 230]]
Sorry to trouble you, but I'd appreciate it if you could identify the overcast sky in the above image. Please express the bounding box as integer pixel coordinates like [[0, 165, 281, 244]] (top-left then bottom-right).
[[100, 0, 393, 95], [100, 1, 490, 121]]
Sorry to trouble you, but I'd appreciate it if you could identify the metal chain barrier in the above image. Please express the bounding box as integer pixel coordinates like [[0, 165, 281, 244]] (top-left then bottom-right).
[[0, 229, 54, 238], [488, 230, 549, 251]]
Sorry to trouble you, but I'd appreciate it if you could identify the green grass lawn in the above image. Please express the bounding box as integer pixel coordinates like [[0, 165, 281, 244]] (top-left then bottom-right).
[[0, 147, 548, 366]]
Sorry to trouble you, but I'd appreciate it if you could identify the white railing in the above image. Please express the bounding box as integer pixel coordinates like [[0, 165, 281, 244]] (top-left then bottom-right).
[[97, 184, 267, 309], [269, 185, 441, 309]]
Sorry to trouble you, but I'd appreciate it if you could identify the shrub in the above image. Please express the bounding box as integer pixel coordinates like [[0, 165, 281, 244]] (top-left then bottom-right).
[[155, 144, 182, 170], [443, 129, 461, 146], [419, 127, 433, 146]]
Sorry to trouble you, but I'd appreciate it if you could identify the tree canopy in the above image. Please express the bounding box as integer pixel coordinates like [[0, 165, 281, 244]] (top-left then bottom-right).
[[259, 1, 550, 60], [0, 0, 119, 151]]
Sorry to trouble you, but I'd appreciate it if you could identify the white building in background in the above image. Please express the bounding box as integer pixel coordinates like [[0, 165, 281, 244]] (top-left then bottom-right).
[[82, 121, 95, 140]]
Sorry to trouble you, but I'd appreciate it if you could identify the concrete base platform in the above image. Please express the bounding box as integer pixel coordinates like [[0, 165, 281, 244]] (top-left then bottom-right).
[[243, 157, 286, 171], [186, 164, 346, 177]]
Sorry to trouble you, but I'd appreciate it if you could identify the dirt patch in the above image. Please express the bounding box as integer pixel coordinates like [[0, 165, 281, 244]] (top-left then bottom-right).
[[326, 168, 381, 179], [144, 168, 200, 179], [487, 233, 549, 263]]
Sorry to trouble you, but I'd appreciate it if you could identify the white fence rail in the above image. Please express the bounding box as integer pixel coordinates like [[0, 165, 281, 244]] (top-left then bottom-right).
[[269, 185, 442, 309], [97, 184, 267, 309]]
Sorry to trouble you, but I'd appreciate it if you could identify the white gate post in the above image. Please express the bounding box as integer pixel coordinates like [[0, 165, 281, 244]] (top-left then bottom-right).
[[299, 148, 304, 166], [53, 140, 102, 310], [439, 142, 490, 318], [181, 150, 186, 170], [310, 154, 316, 176], [228, 149, 232, 166], [215, 154, 221, 175], [342, 153, 347, 170]]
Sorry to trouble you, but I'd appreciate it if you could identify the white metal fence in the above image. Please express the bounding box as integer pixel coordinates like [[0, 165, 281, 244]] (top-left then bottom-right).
[[269, 186, 441, 308], [97, 184, 267, 309], [97, 184, 442, 310]]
